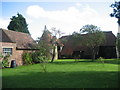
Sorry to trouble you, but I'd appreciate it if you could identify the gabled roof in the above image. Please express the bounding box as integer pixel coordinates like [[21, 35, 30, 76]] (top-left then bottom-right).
[[0, 29, 13, 43], [0, 28, 36, 49], [102, 31, 116, 46], [60, 31, 116, 55]]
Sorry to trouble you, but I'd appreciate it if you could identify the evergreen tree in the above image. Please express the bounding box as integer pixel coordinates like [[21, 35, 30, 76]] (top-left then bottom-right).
[[7, 13, 30, 34]]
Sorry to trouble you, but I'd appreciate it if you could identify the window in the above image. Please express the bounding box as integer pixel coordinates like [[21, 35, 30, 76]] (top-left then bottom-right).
[[3, 48, 12, 55]]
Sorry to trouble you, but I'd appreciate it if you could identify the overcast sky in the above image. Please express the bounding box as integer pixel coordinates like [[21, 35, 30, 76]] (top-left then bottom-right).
[[0, 0, 118, 40]]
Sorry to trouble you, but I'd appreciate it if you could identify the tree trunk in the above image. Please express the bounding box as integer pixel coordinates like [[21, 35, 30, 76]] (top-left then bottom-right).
[[92, 53, 95, 61], [118, 25, 120, 33], [51, 45, 55, 63], [116, 25, 120, 58], [51, 44, 58, 63], [54, 45, 58, 60], [92, 49, 96, 61], [116, 33, 120, 58], [51, 54, 55, 63], [116, 45, 119, 59]]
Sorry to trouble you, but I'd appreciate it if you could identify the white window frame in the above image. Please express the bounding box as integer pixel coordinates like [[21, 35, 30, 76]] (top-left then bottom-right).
[[3, 48, 12, 55]]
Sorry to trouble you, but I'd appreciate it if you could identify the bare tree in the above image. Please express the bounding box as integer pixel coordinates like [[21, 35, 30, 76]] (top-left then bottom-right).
[[50, 27, 64, 62]]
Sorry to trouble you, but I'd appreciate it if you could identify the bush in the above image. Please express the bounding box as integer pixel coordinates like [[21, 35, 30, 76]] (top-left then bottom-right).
[[22, 53, 33, 65], [22, 51, 49, 65], [2, 59, 9, 68], [2, 54, 10, 68], [33, 52, 49, 62], [0, 53, 3, 59], [22, 41, 50, 72], [31, 50, 49, 72], [38, 55, 48, 72], [31, 51, 41, 63], [98, 57, 104, 60], [97, 57, 104, 64], [31, 46, 51, 63]]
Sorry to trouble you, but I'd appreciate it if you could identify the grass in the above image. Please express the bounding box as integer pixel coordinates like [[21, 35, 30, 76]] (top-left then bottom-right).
[[2, 59, 120, 88]]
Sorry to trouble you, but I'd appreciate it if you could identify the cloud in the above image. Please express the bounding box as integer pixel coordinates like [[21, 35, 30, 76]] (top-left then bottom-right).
[[26, 5, 44, 18], [76, 3, 82, 7], [26, 5, 118, 40], [0, 18, 9, 29]]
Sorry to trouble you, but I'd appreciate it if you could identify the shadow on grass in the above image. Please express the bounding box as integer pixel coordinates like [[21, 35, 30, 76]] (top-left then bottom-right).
[[103, 59, 120, 65], [51, 60, 93, 65], [2, 71, 119, 88], [53, 59, 120, 65]]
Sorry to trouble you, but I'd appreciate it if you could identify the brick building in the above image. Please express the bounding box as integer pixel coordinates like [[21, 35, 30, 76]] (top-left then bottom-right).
[[0, 29, 37, 66], [59, 31, 117, 59]]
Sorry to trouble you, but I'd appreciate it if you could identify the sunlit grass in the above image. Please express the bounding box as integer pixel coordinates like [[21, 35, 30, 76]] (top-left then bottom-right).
[[2, 59, 119, 88]]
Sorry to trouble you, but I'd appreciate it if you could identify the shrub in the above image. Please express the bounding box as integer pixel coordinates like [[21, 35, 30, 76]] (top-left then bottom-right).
[[31, 46, 51, 63], [38, 55, 48, 72], [31, 51, 49, 72], [2, 59, 9, 68], [22, 40, 50, 72], [31, 48, 50, 72], [22, 53, 33, 65], [0, 53, 3, 59], [2, 54, 10, 68], [97, 57, 104, 64], [31, 51, 41, 63]]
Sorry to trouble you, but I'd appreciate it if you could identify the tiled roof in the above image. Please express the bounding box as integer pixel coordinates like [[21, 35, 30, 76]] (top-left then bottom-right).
[[40, 30, 64, 46], [60, 31, 116, 55], [0, 28, 37, 49]]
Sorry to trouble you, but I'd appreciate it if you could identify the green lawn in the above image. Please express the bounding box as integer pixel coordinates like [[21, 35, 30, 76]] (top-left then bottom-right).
[[2, 59, 120, 88]]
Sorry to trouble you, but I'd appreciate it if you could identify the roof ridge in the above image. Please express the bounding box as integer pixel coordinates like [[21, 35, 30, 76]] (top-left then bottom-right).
[[0, 28, 36, 49], [0, 28, 30, 36]]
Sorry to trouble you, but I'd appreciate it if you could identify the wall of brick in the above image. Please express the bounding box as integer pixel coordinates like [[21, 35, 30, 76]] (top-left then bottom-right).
[[15, 50, 35, 66], [0, 42, 17, 66], [15, 50, 24, 66], [0, 42, 35, 66]]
